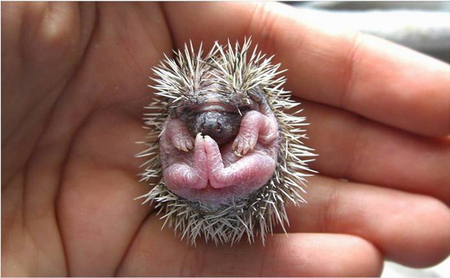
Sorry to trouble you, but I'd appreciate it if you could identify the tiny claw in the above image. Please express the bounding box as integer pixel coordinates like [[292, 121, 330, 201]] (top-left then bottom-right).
[[232, 140, 238, 150], [175, 138, 194, 152], [196, 132, 204, 141], [180, 141, 186, 152], [241, 143, 252, 155], [185, 139, 193, 150], [237, 145, 244, 155]]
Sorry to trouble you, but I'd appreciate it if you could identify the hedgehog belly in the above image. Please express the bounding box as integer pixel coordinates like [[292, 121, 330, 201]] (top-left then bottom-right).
[[159, 102, 279, 205]]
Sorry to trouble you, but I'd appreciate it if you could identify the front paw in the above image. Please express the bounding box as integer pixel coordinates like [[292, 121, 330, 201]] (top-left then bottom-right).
[[232, 133, 257, 156], [173, 135, 194, 152]]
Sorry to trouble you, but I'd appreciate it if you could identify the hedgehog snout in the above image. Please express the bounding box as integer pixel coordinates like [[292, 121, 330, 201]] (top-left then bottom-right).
[[190, 111, 241, 146], [199, 117, 222, 137]]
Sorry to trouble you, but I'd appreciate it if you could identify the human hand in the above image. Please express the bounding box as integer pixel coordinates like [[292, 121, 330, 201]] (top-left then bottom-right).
[[2, 2, 449, 276]]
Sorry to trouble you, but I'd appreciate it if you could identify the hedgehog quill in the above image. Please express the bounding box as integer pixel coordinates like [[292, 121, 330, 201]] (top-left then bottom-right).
[[137, 38, 316, 245]]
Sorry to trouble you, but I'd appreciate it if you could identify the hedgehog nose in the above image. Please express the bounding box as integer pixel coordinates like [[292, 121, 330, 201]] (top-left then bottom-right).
[[188, 111, 241, 146], [200, 118, 222, 137]]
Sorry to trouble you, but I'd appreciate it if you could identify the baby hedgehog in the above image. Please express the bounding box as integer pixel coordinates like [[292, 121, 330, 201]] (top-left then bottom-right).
[[137, 38, 315, 245]]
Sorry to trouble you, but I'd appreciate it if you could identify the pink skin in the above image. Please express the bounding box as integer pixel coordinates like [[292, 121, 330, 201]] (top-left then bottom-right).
[[233, 110, 279, 155], [161, 118, 194, 152], [159, 109, 279, 203]]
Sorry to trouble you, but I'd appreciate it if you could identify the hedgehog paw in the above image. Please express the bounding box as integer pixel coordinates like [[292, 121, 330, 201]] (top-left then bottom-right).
[[232, 134, 257, 156]]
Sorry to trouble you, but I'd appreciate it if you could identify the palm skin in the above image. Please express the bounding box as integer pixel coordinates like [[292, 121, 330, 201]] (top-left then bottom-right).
[[2, 2, 449, 276]]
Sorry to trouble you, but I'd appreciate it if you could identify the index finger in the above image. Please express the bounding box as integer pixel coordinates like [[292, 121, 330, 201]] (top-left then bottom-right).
[[162, 2, 450, 137]]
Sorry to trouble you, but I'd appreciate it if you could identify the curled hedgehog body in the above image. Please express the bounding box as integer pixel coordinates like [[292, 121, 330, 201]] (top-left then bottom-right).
[[137, 38, 316, 245]]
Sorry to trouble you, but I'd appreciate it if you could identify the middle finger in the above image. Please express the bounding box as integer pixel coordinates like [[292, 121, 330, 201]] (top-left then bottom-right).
[[301, 100, 449, 204]]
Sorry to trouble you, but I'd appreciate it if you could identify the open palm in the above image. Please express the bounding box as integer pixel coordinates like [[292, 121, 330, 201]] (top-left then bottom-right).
[[2, 2, 449, 276]]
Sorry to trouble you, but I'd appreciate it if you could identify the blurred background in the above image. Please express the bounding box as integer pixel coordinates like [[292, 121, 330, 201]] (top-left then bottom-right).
[[288, 1, 450, 63], [287, 2, 450, 277]]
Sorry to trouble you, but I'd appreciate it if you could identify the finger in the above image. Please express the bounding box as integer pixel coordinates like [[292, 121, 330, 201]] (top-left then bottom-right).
[[286, 175, 450, 268], [162, 2, 450, 137], [1, 1, 95, 184], [61, 2, 172, 107], [302, 100, 450, 204], [55, 3, 180, 275], [57, 108, 152, 276], [116, 216, 382, 277]]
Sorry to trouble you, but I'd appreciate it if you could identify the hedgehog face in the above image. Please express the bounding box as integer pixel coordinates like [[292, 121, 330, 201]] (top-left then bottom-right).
[[180, 108, 244, 146], [172, 89, 253, 146], [159, 86, 279, 204]]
